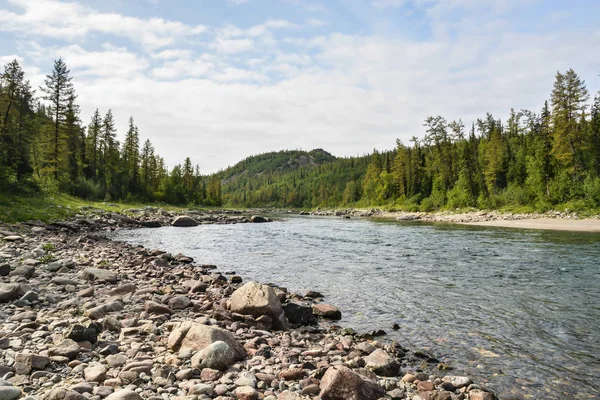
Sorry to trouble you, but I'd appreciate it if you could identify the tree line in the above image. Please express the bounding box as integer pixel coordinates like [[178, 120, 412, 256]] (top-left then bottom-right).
[[0, 59, 222, 205], [220, 69, 600, 211]]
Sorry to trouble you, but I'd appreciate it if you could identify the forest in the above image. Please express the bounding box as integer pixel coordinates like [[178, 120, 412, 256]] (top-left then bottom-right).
[[219, 69, 600, 212], [1, 58, 599, 212], [0, 59, 222, 206]]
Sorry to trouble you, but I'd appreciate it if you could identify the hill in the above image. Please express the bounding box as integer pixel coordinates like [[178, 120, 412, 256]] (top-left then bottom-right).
[[218, 149, 337, 183]]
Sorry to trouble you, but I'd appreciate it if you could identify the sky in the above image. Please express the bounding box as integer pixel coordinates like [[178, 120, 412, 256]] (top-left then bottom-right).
[[1, 0, 599, 173]]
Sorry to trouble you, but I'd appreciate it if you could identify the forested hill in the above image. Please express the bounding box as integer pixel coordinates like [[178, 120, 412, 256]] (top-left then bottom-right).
[[218, 149, 336, 182], [218, 68, 600, 212]]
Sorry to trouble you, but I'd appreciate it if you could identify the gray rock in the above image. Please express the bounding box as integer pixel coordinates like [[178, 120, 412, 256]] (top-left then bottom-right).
[[0, 386, 22, 400], [190, 341, 238, 371], [85, 301, 124, 320], [282, 302, 316, 326], [171, 216, 199, 227], [250, 215, 268, 223], [2, 235, 23, 242], [79, 268, 118, 283], [84, 362, 107, 382], [48, 339, 81, 359], [9, 265, 34, 278], [312, 303, 342, 320], [168, 295, 191, 309], [0, 283, 25, 303], [364, 349, 399, 376], [144, 301, 172, 315], [169, 322, 242, 353], [230, 281, 289, 330], [105, 389, 142, 400], [319, 366, 385, 400], [14, 353, 50, 374], [0, 263, 10, 276], [51, 277, 78, 286], [442, 376, 472, 389], [64, 323, 102, 343]]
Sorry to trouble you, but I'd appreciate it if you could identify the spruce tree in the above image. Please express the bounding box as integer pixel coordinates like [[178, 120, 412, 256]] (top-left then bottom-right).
[[40, 58, 75, 180]]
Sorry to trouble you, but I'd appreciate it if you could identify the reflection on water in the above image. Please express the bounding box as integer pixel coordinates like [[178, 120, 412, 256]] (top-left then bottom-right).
[[114, 216, 600, 399]]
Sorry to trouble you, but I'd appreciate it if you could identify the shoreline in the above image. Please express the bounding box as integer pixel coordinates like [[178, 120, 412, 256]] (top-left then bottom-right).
[[304, 208, 600, 233], [0, 209, 505, 400]]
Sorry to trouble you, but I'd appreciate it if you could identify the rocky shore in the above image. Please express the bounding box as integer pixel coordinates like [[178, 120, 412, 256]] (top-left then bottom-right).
[[0, 208, 501, 400]]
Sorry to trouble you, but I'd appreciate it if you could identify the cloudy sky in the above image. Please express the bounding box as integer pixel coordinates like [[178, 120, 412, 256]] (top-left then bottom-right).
[[1, 0, 599, 172]]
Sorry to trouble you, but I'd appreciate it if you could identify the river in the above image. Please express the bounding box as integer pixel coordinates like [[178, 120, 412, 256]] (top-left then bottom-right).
[[114, 216, 600, 399]]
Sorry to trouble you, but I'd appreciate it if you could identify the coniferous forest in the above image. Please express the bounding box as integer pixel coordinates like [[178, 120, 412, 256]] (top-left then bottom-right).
[[219, 69, 600, 211], [2, 58, 599, 212], [0, 59, 222, 206]]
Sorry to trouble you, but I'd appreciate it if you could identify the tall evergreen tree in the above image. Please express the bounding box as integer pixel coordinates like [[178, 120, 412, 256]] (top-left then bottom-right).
[[86, 109, 102, 180], [122, 116, 140, 193], [40, 58, 75, 180], [551, 69, 589, 172]]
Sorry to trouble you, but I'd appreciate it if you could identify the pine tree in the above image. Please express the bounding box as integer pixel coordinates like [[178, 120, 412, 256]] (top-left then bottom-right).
[[100, 109, 118, 198], [40, 58, 75, 180], [64, 94, 82, 183], [86, 109, 102, 180], [0, 59, 36, 182], [140, 139, 155, 196], [122, 116, 140, 193], [551, 69, 589, 172], [589, 95, 600, 177]]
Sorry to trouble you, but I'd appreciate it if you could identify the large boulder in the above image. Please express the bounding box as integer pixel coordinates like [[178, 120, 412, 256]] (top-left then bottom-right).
[[230, 281, 289, 330], [167, 322, 245, 361], [319, 366, 386, 400], [364, 349, 400, 376], [171, 216, 199, 227]]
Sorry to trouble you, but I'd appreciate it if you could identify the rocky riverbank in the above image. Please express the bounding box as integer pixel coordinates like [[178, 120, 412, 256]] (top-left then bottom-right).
[[0, 211, 501, 400]]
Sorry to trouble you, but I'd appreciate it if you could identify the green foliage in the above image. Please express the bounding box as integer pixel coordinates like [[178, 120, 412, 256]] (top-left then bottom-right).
[[583, 175, 600, 207], [42, 243, 56, 251], [39, 254, 54, 264]]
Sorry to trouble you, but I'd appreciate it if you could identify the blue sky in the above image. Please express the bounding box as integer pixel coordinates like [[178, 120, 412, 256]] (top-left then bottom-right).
[[1, 0, 599, 172]]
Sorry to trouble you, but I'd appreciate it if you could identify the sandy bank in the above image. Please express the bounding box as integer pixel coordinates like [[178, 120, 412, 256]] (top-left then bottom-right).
[[369, 210, 600, 233], [461, 218, 600, 232]]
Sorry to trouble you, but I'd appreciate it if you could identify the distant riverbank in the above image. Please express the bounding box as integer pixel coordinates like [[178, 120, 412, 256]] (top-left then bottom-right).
[[371, 210, 600, 232]]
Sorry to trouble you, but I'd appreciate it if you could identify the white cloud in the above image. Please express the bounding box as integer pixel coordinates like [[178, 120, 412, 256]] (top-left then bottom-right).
[[212, 38, 255, 54], [0, 0, 207, 50], [227, 0, 249, 5]]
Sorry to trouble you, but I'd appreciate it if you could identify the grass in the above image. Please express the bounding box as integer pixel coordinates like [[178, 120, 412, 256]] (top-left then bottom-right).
[[0, 190, 189, 224]]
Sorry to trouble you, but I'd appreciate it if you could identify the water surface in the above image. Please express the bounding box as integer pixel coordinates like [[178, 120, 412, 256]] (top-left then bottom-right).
[[115, 216, 600, 399]]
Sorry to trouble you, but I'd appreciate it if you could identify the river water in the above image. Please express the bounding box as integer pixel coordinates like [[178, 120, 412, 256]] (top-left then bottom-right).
[[114, 216, 600, 399]]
